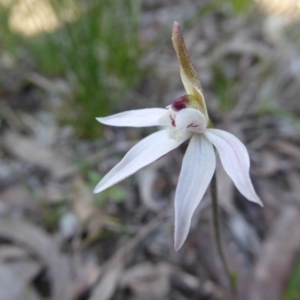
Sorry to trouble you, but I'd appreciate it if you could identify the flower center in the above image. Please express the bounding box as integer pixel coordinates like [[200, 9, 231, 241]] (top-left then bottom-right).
[[159, 105, 207, 142]]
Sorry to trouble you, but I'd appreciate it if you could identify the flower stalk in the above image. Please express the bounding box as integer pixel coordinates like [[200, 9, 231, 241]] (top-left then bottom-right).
[[211, 171, 237, 293]]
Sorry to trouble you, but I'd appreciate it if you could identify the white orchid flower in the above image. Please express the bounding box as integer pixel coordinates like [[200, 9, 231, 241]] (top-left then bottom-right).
[[94, 22, 263, 251]]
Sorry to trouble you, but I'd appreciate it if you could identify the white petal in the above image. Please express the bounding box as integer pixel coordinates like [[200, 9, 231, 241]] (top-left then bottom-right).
[[176, 108, 207, 133], [205, 129, 263, 206], [96, 108, 167, 127], [94, 130, 187, 193], [174, 135, 216, 251]]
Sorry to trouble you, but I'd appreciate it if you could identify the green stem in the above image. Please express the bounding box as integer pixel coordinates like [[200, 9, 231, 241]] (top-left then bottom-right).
[[211, 172, 237, 293]]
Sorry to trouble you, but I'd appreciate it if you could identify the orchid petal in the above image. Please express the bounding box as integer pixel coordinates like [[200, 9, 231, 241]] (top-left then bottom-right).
[[176, 108, 207, 134], [96, 108, 167, 127], [205, 129, 263, 206], [174, 135, 216, 251], [94, 130, 187, 193], [172, 22, 208, 120]]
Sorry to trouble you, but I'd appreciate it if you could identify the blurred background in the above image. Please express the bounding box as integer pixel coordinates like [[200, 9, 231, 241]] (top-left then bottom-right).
[[0, 0, 300, 299]]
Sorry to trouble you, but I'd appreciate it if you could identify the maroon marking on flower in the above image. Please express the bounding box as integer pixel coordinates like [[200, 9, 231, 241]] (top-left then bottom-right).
[[187, 123, 198, 128], [171, 95, 189, 111], [170, 114, 176, 126]]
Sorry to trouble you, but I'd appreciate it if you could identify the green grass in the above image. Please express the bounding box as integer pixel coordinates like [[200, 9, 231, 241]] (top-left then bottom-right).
[[1, 0, 141, 138], [228, 0, 253, 13], [259, 100, 300, 135], [87, 170, 126, 206], [285, 255, 300, 300], [212, 64, 237, 112]]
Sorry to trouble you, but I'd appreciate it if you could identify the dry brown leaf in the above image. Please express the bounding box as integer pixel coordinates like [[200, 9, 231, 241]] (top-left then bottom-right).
[[246, 206, 300, 300], [0, 244, 42, 296], [0, 220, 72, 300], [273, 140, 300, 160], [256, 179, 283, 211], [252, 151, 280, 176], [216, 160, 235, 213], [120, 262, 171, 299], [287, 170, 300, 196], [171, 267, 200, 291], [137, 159, 168, 211], [43, 183, 68, 203], [2, 259, 41, 283], [71, 255, 101, 299], [72, 176, 95, 222], [0, 245, 29, 261], [0, 185, 39, 215], [89, 258, 124, 300], [89, 209, 170, 300], [71, 176, 106, 238], [3, 131, 73, 179], [0, 263, 25, 300]]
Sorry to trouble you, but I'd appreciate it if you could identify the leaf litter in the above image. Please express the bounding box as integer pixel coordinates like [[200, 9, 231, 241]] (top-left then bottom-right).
[[1, 0, 300, 299]]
